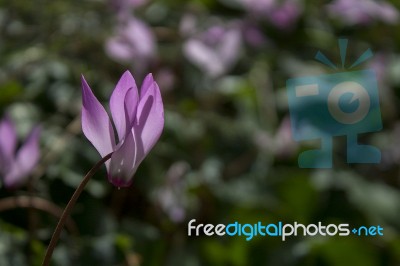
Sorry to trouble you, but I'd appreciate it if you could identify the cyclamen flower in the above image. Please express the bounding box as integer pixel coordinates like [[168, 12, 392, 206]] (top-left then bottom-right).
[[0, 116, 40, 188], [105, 17, 156, 69], [81, 71, 164, 187], [183, 24, 242, 77]]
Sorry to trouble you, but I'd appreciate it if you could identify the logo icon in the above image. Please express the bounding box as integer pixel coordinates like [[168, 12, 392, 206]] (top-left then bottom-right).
[[286, 39, 382, 168]]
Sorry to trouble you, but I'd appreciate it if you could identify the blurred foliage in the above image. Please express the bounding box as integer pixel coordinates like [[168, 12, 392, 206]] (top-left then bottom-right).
[[0, 0, 400, 265]]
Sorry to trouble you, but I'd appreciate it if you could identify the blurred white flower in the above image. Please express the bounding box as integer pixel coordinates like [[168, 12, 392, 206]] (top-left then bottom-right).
[[327, 0, 399, 25]]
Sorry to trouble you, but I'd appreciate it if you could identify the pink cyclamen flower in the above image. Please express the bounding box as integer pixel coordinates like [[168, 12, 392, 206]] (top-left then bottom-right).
[[105, 17, 156, 66], [81, 71, 164, 187], [183, 24, 242, 77], [0, 116, 40, 188]]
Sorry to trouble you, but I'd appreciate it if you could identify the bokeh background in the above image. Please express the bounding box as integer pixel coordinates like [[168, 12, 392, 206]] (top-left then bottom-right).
[[1, 0, 400, 265]]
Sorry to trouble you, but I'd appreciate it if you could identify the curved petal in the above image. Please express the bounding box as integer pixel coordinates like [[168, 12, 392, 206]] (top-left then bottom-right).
[[108, 129, 138, 187], [108, 89, 142, 188], [139, 73, 154, 99], [4, 126, 40, 188], [81, 75, 116, 162], [124, 87, 139, 134], [218, 28, 241, 67], [110, 71, 138, 141], [135, 79, 164, 157], [0, 116, 17, 171]]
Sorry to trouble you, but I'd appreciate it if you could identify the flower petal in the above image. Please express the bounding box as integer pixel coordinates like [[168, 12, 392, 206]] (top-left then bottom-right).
[[124, 87, 139, 133], [4, 127, 40, 188], [217, 28, 241, 68], [135, 78, 164, 157], [81, 75, 116, 162], [0, 116, 17, 171], [108, 129, 138, 187], [108, 88, 143, 188], [124, 18, 156, 59], [183, 39, 225, 77], [110, 71, 138, 141], [105, 18, 156, 63], [105, 36, 135, 62], [139, 73, 155, 99]]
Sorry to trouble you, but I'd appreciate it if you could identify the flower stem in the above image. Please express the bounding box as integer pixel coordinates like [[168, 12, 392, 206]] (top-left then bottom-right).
[[42, 153, 112, 266]]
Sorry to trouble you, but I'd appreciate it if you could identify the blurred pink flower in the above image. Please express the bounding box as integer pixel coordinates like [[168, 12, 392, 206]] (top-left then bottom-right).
[[241, 23, 268, 48], [105, 17, 156, 69], [0, 116, 40, 188], [239, 0, 302, 29], [179, 14, 197, 36], [327, 0, 399, 25], [268, 1, 301, 29], [183, 24, 242, 77]]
